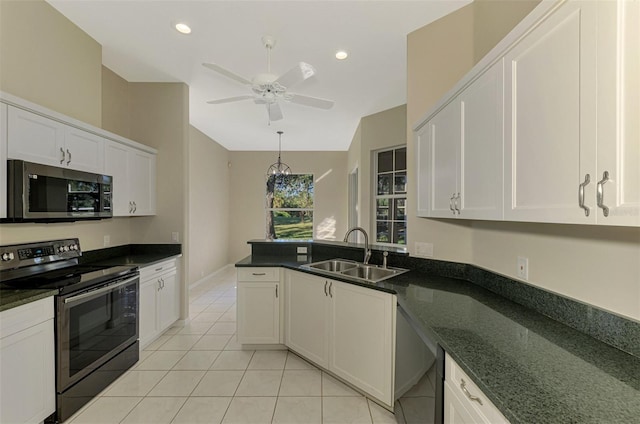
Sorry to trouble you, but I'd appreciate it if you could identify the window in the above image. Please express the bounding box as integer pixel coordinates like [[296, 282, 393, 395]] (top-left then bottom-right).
[[374, 146, 406, 245], [266, 174, 314, 240]]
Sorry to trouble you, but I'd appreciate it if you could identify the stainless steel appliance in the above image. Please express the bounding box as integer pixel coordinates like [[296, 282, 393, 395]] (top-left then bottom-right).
[[5, 160, 113, 222], [0, 239, 139, 423]]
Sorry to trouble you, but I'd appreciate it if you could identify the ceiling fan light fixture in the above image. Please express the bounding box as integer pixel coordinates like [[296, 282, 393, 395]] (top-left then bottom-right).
[[335, 50, 348, 60], [267, 131, 292, 176], [174, 23, 192, 34]]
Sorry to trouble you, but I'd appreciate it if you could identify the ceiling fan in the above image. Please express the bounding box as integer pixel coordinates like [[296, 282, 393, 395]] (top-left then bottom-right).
[[203, 36, 334, 122]]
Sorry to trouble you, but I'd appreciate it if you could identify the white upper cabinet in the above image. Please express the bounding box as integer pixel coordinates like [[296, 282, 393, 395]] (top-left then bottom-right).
[[417, 61, 503, 220], [415, 0, 638, 227], [594, 0, 640, 226], [7, 106, 104, 173], [504, 0, 597, 224], [104, 140, 156, 216]]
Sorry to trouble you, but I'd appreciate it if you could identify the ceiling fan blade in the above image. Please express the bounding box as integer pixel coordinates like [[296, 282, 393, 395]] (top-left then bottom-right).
[[267, 103, 284, 121], [275, 62, 316, 89], [207, 95, 254, 104], [287, 93, 334, 110], [203, 62, 252, 85]]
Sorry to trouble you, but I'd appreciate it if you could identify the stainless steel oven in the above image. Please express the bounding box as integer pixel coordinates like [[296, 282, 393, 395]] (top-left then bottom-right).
[[56, 274, 139, 391]]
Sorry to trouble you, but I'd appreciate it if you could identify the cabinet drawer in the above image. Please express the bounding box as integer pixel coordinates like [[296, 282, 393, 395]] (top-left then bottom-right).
[[0, 297, 54, 338], [237, 267, 280, 281], [445, 353, 509, 424], [140, 258, 178, 281]]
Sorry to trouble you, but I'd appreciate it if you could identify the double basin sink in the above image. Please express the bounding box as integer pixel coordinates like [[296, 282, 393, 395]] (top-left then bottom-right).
[[303, 259, 408, 283]]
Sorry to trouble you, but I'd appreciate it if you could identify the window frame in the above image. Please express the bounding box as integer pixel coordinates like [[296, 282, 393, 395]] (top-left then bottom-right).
[[372, 145, 407, 246]]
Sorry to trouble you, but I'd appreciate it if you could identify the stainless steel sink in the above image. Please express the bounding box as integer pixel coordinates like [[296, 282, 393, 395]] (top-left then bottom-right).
[[308, 259, 358, 272], [303, 259, 408, 283]]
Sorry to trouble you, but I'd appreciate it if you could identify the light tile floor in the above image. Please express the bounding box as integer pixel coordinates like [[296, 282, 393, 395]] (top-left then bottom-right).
[[67, 267, 435, 424]]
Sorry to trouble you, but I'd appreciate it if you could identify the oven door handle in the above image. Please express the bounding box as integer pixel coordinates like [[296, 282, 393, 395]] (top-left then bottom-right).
[[63, 275, 138, 305]]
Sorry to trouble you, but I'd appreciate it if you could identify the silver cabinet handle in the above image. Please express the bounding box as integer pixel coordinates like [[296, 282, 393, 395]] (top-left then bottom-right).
[[161, 278, 165, 289], [597, 171, 610, 217], [455, 193, 461, 215], [155, 267, 164, 272], [129, 201, 133, 214], [275, 284, 278, 298], [460, 379, 483, 405], [328, 282, 333, 298], [133, 201, 137, 213], [324, 281, 328, 297], [578, 174, 591, 217], [66, 149, 72, 165], [60, 147, 66, 164], [449, 195, 455, 214], [157, 279, 162, 291], [252, 272, 266, 276]]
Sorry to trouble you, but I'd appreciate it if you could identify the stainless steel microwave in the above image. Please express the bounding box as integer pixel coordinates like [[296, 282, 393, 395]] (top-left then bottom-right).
[[5, 160, 113, 222]]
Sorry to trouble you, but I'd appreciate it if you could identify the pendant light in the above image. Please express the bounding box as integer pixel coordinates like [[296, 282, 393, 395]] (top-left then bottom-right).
[[267, 131, 291, 176]]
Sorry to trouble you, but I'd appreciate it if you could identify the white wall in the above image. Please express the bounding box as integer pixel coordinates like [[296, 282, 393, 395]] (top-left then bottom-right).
[[188, 126, 230, 284], [228, 151, 348, 263]]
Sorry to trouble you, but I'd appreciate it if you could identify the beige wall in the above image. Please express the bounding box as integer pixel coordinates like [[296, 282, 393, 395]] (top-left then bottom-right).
[[228, 151, 348, 262], [188, 126, 230, 284], [0, 0, 102, 127], [406, 0, 640, 320], [348, 105, 408, 241], [101, 66, 131, 138]]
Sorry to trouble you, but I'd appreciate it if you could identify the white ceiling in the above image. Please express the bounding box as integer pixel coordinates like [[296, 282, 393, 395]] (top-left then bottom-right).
[[47, 0, 470, 151]]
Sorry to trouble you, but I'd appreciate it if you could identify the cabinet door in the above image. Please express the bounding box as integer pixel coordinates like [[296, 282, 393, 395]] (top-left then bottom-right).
[[139, 278, 160, 349], [128, 149, 156, 215], [237, 282, 280, 344], [285, 272, 330, 368], [444, 382, 478, 424], [104, 141, 132, 216], [328, 280, 396, 407], [64, 127, 104, 173], [0, 103, 7, 219], [595, 0, 640, 226], [0, 320, 55, 424], [7, 106, 66, 167], [158, 270, 180, 331], [459, 61, 504, 220], [426, 100, 461, 218], [504, 1, 597, 224]]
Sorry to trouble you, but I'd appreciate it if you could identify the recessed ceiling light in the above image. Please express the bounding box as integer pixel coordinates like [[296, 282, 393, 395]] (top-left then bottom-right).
[[175, 23, 191, 34], [335, 50, 348, 60]]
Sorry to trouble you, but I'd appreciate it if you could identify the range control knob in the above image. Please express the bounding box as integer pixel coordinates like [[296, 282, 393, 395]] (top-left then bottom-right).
[[63, 245, 69, 252], [71, 244, 79, 251], [58, 246, 65, 253], [1, 252, 13, 261]]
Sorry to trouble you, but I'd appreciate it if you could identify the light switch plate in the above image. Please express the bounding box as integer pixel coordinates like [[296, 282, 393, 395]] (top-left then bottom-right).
[[171, 232, 179, 243], [103, 235, 110, 247], [297, 246, 308, 254]]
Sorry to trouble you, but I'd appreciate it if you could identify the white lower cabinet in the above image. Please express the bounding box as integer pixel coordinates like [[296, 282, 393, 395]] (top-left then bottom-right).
[[285, 270, 396, 408], [0, 297, 55, 424], [444, 353, 509, 424], [236, 267, 282, 344], [139, 259, 180, 348]]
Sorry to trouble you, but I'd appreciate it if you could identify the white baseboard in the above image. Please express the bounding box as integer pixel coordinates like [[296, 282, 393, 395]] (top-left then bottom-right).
[[189, 263, 234, 288]]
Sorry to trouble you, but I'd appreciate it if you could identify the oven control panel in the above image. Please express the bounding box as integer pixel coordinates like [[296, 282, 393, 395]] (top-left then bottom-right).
[[0, 238, 81, 270]]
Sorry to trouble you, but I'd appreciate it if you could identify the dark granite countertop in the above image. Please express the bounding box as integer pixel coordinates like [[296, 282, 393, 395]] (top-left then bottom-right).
[[81, 244, 182, 268], [0, 288, 57, 312], [237, 254, 640, 423]]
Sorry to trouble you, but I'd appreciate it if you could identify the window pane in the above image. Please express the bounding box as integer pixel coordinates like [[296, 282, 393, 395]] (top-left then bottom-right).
[[273, 210, 313, 239], [393, 221, 406, 245], [394, 172, 406, 194], [394, 199, 406, 220], [377, 174, 392, 195], [376, 198, 391, 220], [395, 147, 407, 171], [378, 150, 394, 173], [376, 221, 390, 243], [271, 174, 314, 208]]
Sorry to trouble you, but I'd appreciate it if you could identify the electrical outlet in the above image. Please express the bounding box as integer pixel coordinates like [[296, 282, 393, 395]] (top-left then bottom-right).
[[103, 235, 110, 247], [171, 232, 179, 243], [517, 256, 529, 280], [297, 246, 308, 254], [415, 242, 434, 258]]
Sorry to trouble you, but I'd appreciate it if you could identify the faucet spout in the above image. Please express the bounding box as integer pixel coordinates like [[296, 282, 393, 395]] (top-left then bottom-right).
[[343, 227, 372, 264]]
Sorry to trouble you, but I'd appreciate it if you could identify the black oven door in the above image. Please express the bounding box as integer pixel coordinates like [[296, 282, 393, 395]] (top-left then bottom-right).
[[56, 274, 139, 391]]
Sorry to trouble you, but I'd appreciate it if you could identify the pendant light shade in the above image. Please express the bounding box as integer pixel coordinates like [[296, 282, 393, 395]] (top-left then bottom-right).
[[267, 131, 291, 176]]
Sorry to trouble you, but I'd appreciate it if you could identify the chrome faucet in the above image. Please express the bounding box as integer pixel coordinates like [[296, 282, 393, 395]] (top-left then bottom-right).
[[343, 227, 372, 264]]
